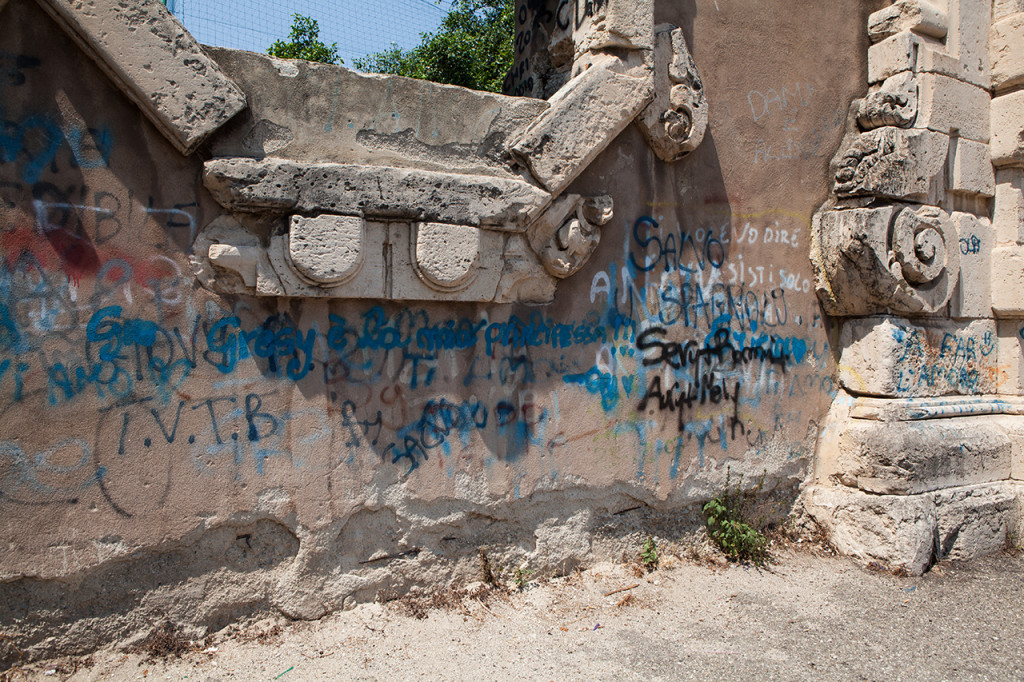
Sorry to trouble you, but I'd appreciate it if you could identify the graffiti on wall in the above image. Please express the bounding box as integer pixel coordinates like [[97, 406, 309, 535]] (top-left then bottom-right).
[[0, 49, 834, 521]]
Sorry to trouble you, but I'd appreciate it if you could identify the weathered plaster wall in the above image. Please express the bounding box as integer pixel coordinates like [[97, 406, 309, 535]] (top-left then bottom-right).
[[1, 0, 880, 660]]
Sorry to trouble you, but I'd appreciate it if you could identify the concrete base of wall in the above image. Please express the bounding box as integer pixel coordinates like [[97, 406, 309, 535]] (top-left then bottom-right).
[[0, 484, 798, 665]]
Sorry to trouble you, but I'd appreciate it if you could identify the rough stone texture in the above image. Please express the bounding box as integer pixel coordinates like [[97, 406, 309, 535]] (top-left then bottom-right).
[[526, 194, 612, 279], [847, 395, 1024, 421], [867, 30, 922, 83], [572, 0, 655, 59], [637, 26, 707, 162], [203, 158, 552, 229], [949, 138, 996, 198], [868, 1, 948, 43], [950, 212, 993, 319], [837, 316, 998, 398], [991, 90, 1024, 168], [206, 47, 548, 179], [995, 0, 1024, 21], [509, 64, 654, 195], [198, 218, 509, 303], [991, 13, 1024, 93], [392, 223, 504, 301], [832, 127, 948, 201], [803, 484, 938, 575], [934, 483, 1017, 559], [412, 223, 483, 291], [35, 0, 246, 155], [288, 215, 365, 286], [266, 224, 388, 299], [915, 73, 990, 142], [940, 0, 993, 87], [991, 246, 1024, 315], [820, 416, 1012, 495], [858, 72, 919, 129], [868, 5, 991, 91], [813, 205, 960, 316], [803, 482, 1021, 575], [807, 0, 1016, 580], [993, 169, 1024, 243], [995, 320, 1024, 395]]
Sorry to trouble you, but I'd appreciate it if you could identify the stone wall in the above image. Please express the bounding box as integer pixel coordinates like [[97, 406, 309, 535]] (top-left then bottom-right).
[[0, 0, 972, 662], [804, 0, 1024, 575]]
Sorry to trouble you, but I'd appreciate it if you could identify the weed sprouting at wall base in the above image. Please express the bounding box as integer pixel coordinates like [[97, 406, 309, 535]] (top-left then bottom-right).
[[703, 468, 769, 565]]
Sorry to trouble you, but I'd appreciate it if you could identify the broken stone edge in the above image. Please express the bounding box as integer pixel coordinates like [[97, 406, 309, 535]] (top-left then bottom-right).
[[36, 0, 247, 155]]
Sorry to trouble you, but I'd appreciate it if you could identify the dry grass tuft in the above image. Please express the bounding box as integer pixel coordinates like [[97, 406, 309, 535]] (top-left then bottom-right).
[[127, 622, 202, 661]]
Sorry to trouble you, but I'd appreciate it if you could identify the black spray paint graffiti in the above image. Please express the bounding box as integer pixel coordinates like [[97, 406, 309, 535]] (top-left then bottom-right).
[[635, 326, 796, 433]]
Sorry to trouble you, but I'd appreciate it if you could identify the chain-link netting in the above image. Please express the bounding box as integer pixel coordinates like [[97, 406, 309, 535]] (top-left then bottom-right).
[[166, 0, 454, 67]]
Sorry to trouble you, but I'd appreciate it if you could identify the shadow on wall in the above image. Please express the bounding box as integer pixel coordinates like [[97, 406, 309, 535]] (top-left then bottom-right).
[[0, 519, 298, 663]]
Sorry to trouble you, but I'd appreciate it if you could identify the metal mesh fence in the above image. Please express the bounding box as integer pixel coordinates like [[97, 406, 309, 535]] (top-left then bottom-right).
[[166, 0, 454, 67]]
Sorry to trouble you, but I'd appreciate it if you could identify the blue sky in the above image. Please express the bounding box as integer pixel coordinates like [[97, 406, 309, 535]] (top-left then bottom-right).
[[166, 0, 454, 66]]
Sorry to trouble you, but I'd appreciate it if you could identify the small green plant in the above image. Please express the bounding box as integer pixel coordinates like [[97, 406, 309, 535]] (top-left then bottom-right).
[[640, 535, 659, 572], [512, 566, 534, 591], [703, 469, 769, 565]]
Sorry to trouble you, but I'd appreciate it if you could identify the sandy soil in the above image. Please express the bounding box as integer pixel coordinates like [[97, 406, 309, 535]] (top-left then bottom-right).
[[6, 548, 1024, 681]]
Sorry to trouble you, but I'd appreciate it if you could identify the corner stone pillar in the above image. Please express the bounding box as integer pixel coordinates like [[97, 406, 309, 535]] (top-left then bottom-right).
[[804, 0, 1024, 574]]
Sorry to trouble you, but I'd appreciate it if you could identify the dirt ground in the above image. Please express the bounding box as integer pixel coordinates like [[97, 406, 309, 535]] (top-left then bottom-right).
[[5, 547, 1024, 681]]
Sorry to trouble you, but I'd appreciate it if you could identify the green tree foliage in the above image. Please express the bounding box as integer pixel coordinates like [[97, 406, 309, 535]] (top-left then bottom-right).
[[268, 14, 341, 65], [354, 0, 513, 93]]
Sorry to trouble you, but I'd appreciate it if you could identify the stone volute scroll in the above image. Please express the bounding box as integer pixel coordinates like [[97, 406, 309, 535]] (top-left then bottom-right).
[[190, 0, 708, 305]]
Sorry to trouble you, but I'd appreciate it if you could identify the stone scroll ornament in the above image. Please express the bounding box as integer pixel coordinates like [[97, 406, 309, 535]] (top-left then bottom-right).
[[191, 4, 705, 304], [814, 203, 959, 316], [636, 26, 708, 162]]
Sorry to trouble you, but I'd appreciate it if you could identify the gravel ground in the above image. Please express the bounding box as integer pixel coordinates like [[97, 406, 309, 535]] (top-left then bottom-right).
[[7, 548, 1024, 681]]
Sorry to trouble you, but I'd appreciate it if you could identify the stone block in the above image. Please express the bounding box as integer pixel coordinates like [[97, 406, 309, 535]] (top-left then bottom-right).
[[948, 138, 995, 198], [990, 247, 1024, 316], [838, 316, 998, 398], [941, 0, 992, 87], [998, 416, 1024, 479], [36, 0, 246, 155], [833, 127, 948, 201], [509, 64, 654, 196], [826, 417, 1011, 495], [993, 169, 1024, 243], [868, 31, 920, 83], [994, 320, 1024, 393], [203, 158, 552, 230], [934, 482, 1017, 560], [991, 90, 1024, 168], [995, 0, 1024, 21], [869, 1, 948, 43], [804, 482, 1021, 574], [527, 194, 611, 279], [916, 73, 990, 142], [991, 13, 1024, 93], [803, 485, 937, 575], [572, 0, 654, 57], [204, 47, 548, 177], [950, 212, 993, 319]]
